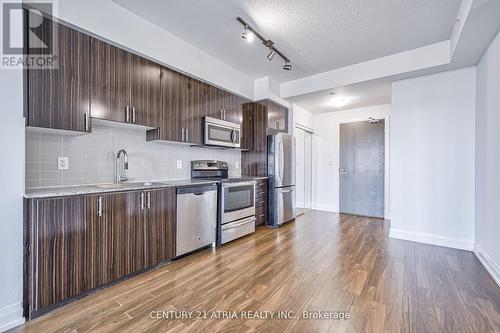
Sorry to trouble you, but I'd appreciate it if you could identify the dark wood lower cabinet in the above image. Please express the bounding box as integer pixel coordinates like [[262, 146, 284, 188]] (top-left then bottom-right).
[[255, 179, 268, 226], [25, 188, 177, 318], [144, 188, 176, 267], [28, 196, 89, 312]]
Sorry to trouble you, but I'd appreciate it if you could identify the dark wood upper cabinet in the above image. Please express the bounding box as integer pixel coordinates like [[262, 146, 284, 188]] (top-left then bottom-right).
[[241, 102, 268, 177], [90, 39, 160, 127], [27, 13, 90, 133], [266, 100, 289, 132], [183, 77, 204, 144], [144, 188, 176, 267], [90, 38, 131, 124], [130, 55, 161, 127]]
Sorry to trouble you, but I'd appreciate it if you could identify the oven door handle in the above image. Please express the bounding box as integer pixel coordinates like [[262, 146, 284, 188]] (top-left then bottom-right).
[[222, 181, 256, 188], [222, 216, 256, 230]]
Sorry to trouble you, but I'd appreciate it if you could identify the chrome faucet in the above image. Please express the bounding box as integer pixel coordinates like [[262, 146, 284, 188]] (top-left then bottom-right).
[[115, 149, 129, 183]]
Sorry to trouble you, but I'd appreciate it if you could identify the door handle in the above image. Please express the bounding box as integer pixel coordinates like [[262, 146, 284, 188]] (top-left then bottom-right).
[[147, 192, 151, 209], [181, 128, 185, 142], [131, 107, 136, 123], [140, 192, 145, 210], [84, 113, 90, 132], [97, 196, 102, 217], [186, 129, 189, 142], [125, 106, 130, 122]]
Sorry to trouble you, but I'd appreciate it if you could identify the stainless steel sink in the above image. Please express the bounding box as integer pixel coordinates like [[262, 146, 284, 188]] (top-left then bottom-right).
[[92, 182, 167, 190]]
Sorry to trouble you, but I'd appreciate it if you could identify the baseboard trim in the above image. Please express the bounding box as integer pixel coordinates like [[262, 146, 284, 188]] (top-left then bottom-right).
[[474, 244, 500, 288], [389, 228, 474, 251], [0, 303, 24, 332], [311, 205, 337, 213]]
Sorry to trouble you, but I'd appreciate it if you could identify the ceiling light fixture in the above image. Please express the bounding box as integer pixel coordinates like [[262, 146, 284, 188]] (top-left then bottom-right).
[[237, 16, 291, 71], [330, 97, 350, 108], [241, 26, 255, 43]]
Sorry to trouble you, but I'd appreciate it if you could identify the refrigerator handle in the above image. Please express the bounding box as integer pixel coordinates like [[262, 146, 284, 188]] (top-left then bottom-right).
[[280, 140, 285, 182]]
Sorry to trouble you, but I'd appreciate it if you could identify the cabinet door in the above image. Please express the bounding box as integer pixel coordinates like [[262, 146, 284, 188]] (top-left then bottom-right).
[[103, 192, 144, 280], [90, 38, 131, 123], [130, 55, 161, 127], [148, 68, 184, 142], [241, 102, 268, 177], [224, 93, 243, 124], [33, 197, 88, 311], [85, 193, 144, 288], [27, 14, 90, 132], [85, 195, 108, 288], [266, 100, 288, 132], [144, 188, 176, 267], [183, 77, 203, 144]]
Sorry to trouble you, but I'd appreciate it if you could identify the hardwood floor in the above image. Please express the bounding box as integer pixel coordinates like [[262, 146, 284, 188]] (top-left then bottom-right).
[[10, 211, 500, 332]]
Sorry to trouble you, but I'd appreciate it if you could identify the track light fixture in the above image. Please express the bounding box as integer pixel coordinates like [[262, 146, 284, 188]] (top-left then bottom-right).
[[265, 41, 276, 61], [237, 16, 291, 71], [241, 26, 254, 43]]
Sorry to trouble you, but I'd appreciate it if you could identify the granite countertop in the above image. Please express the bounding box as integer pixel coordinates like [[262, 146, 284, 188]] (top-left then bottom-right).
[[24, 179, 219, 199]]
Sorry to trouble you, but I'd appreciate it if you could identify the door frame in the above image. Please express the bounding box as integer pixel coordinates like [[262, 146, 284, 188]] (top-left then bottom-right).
[[338, 115, 390, 219], [294, 124, 314, 214]]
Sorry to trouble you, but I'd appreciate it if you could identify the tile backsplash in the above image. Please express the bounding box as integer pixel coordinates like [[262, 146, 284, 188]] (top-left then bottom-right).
[[25, 123, 241, 189]]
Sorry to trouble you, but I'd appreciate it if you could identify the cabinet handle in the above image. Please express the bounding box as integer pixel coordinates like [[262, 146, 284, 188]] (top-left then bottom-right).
[[125, 106, 130, 122], [84, 113, 90, 132], [220, 109, 223, 119], [97, 196, 102, 217], [181, 128, 185, 142], [147, 192, 151, 209], [131, 107, 136, 123], [140, 192, 145, 210], [186, 129, 189, 142]]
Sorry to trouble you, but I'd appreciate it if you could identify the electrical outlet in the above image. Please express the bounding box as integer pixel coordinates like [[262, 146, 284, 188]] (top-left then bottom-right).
[[176, 160, 183, 169], [58, 157, 69, 170]]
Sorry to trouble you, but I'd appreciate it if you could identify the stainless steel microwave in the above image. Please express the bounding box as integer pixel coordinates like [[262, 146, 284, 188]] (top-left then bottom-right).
[[204, 116, 241, 148]]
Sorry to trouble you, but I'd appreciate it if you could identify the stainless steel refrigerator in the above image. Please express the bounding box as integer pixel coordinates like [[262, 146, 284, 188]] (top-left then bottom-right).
[[268, 133, 296, 227]]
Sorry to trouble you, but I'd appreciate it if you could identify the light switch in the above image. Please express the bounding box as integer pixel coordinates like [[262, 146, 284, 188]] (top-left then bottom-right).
[[58, 157, 69, 170], [176, 160, 183, 169]]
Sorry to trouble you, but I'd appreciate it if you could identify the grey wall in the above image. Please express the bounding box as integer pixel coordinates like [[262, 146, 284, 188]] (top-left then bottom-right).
[[25, 122, 241, 188], [475, 29, 500, 285]]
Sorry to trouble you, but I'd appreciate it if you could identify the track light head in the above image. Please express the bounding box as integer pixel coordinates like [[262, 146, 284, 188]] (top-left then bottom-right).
[[267, 49, 276, 61], [283, 61, 292, 71], [241, 26, 254, 43]]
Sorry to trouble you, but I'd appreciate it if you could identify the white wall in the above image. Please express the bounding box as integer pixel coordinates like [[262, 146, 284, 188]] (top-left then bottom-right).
[[390, 67, 476, 250], [292, 104, 314, 132], [311, 105, 391, 215], [0, 69, 25, 331], [475, 30, 500, 285]]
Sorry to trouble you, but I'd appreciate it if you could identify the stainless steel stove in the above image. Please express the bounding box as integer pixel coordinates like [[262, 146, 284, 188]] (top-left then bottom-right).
[[191, 160, 256, 245]]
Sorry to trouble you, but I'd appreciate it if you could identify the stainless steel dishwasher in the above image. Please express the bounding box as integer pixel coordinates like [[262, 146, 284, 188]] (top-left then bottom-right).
[[176, 184, 218, 256]]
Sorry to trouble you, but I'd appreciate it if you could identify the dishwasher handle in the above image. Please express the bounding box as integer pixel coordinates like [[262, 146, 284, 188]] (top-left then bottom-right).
[[176, 184, 218, 195]]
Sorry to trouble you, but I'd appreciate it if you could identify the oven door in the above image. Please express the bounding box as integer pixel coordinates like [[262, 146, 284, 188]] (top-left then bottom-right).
[[204, 117, 241, 148], [222, 181, 256, 223]]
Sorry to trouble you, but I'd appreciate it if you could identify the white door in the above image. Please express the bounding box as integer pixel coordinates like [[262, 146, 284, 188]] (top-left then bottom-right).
[[295, 127, 313, 215]]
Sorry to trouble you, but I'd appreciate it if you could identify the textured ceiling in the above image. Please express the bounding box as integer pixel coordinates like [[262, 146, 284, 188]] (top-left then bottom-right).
[[287, 80, 392, 114], [113, 0, 462, 82]]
